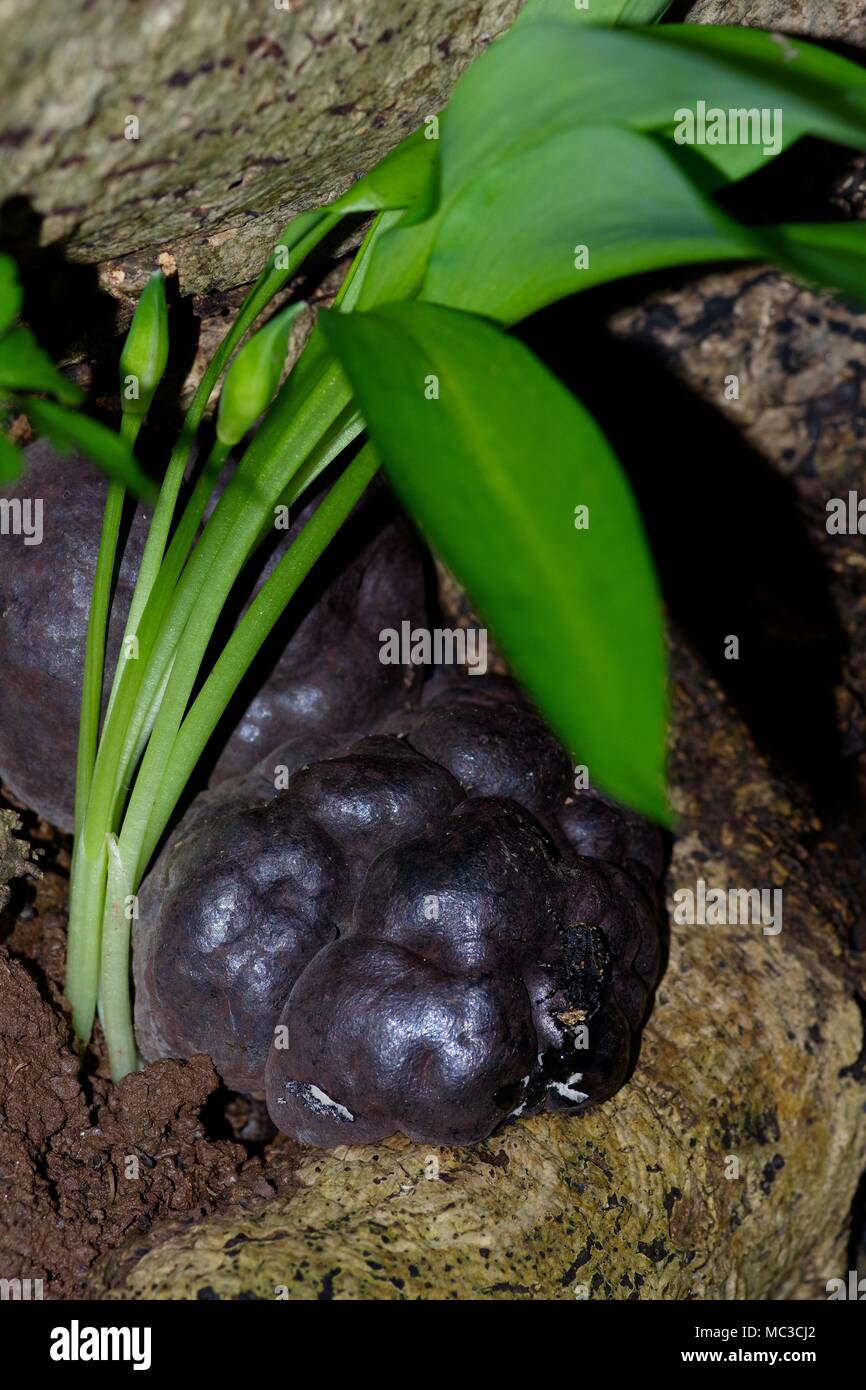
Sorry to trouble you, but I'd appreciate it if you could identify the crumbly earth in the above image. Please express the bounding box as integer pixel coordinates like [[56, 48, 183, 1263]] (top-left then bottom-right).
[[0, 943, 300, 1297], [0, 856, 298, 1299]]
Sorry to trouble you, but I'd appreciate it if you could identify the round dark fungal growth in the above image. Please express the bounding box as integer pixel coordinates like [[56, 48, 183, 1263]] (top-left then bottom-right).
[[288, 735, 464, 894], [0, 445, 429, 830], [406, 676, 572, 815], [265, 937, 536, 1147], [135, 654, 665, 1145], [554, 784, 665, 880], [207, 481, 429, 785], [518, 858, 661, 1115], [0, 443, 151, 831], [263, 794, 660, 1144], [134, 737, 462, 1087], [407, 673, 665, 882], [135, 796, 350, 1093], [348, 797, 563, 974]]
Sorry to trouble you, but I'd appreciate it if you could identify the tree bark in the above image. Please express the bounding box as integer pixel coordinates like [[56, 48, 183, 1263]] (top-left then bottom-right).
[[0, 0, 521, 299]]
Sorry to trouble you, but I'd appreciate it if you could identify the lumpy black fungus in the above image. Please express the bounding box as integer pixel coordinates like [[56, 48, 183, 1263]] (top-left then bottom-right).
[[0, 444, 151, 830], [406, 673, 573, 815], [136, 676, 665, 1146], [0, 444, 428, 830], [208, 481, 428, 784], [135, 736, 464, 1090], [135, 796, 350, 1093]]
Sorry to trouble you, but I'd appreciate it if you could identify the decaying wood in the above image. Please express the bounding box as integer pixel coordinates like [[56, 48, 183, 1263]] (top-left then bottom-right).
[[684, 0, 866, 44], [0, 811, 38, 916], [0, 0, 520, 300]]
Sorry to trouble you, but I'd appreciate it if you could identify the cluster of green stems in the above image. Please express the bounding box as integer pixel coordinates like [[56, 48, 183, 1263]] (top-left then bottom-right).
[[67, 206, 393, 1080]]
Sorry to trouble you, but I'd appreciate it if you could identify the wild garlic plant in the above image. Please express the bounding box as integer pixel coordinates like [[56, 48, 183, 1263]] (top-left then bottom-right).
[[57, 0, 866, 1076]]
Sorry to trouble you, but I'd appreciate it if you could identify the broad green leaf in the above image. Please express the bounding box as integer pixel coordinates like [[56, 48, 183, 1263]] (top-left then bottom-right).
[[0, 255, 22, 335], [0, 431, 21, 483], [423, 125, 755, 323], [24, 398, 157, 501], [440, 23, 866, 198], [517, 0, 671, 25], [321, 300, 669, 821], [0, 328, 83, 405], [356, 211, 440, 309], [333, 126, 440, 213]]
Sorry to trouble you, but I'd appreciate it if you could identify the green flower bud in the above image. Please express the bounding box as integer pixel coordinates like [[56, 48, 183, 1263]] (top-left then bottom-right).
[[216, 302, 306, 447], [119, 270, 169, 417]]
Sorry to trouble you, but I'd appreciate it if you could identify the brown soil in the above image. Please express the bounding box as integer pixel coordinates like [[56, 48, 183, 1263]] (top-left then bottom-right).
[[0, 822, 299, 1299]]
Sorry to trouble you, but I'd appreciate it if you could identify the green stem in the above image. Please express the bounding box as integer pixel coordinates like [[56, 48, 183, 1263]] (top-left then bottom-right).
[[66, 215, 342, 1046], [100, 833, 139, 1080], [97, 444, 377, 1081], [68, 203, 373, 1053], [104, 210, 341, 724], [68, 336, 349, 1048], [139, 441, 377, 871], [73, 413, 141, 835], [117, 359, 353, 886], [67, 413, 141, 1042], [103, 438, 231, 726], [92, 328, 347, 838]]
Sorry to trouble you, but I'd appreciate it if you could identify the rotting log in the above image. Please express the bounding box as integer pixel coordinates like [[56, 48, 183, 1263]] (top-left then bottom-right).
[[0, 0, 521, 300]]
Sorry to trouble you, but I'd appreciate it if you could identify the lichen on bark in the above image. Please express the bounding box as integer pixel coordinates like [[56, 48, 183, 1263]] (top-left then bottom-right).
[[0, 810, 37, 915], [0, 0, 521, 299]]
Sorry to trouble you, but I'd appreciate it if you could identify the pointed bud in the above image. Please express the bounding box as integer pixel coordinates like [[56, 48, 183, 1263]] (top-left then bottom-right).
[[216, 302, 306, 447], [119, 270, 169, 418]]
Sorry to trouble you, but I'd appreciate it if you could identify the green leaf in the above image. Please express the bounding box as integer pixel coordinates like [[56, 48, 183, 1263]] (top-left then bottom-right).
[[440, 22, 866, 199], [0, 431, 22, 483], [24, 398, 157, 501], [0, 327, 83, 405], [321, 300, 669, 822], [758, 221, 866, 307], [119, 270, 169, 416], [0, 255, 23, 336], [423, 125, 755, 323], [355, 211, 440, 309], [332, 126, 440, 214], [516, 0, 671, 26]]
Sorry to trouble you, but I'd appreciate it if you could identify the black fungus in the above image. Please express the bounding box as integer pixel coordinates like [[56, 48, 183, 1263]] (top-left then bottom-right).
[[0, 444, 150, 830], [135, 796, 349, 1092], [136, 676, 665, 1146]]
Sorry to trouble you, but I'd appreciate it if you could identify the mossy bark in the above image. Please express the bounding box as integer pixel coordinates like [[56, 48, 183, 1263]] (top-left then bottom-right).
[[684, 0, 866, 43], [0, 0, 520, 299], [0, 811, 37, 915]]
